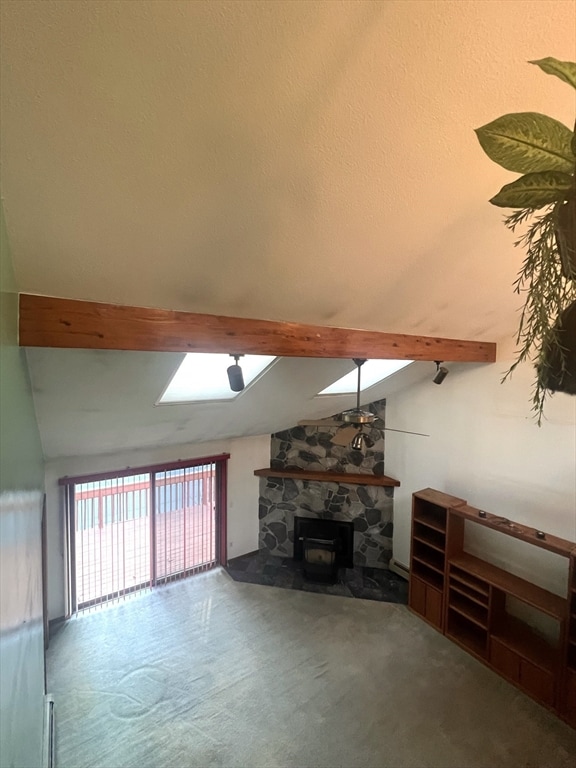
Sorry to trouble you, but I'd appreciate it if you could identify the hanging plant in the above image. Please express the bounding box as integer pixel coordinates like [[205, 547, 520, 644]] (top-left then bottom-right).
[[475, 57, 576, 423]]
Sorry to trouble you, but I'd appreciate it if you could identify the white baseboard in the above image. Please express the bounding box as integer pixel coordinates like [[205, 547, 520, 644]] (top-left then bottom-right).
[[43, 694, 55, 768], [388, 558, 410, 579]]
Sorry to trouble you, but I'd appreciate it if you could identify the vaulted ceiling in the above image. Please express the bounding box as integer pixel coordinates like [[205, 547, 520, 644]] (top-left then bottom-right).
[[1, 1, 574, 458]]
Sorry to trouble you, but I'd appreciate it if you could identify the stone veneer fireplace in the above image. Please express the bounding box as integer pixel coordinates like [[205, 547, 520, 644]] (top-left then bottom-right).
[[257, 399, 398, 569]]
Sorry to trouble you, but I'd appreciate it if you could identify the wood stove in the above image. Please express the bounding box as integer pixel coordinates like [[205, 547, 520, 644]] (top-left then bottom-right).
[[294, 516, 354, 583]]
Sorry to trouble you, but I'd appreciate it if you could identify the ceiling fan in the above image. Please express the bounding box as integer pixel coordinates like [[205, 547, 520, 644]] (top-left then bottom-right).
[[298, 358, 429, 447]]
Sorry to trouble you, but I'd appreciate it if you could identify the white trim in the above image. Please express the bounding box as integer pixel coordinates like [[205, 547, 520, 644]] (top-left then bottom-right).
[[388, 558, 409, 579], [43, 694, 55, 768]]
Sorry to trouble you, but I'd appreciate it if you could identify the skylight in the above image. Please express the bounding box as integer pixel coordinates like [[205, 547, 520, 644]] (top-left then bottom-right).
[[318, 359, 413, 395], [158, 353, 276, 404]]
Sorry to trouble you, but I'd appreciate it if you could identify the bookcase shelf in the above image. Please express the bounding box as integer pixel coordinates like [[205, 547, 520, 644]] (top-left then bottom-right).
[[565, 562, 576, 723], [408, 489, 466, 631], [408, 489, 576, 729], [450, 553, 566, 619], [413, 533, 445, 554], [446, 610, 488, 658], [413, 513, 446, 534], [491, 614, 557, 673], [412, 542, 445, 573], [412, 555, 444, 576], [449, 581, 488, 608], [411, 560, 444, 591], [448, 590, 488, 628]]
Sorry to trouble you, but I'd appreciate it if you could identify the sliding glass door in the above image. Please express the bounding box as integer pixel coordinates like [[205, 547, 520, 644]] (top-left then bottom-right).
[[154, 464, 216, 582], [73, 474, 151, 608], [64, 455, 228, 613]]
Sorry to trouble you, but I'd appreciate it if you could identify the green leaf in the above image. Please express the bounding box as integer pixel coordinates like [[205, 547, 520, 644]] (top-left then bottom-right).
[[529, 57, 576, 89], [489, 171, 573, 208], [475, 112, 574, 173]]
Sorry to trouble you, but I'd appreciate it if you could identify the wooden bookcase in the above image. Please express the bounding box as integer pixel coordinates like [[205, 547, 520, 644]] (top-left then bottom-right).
[[564, 554, 576, 727], [408, 489, 576, 728], [408, 489, 466, 631]]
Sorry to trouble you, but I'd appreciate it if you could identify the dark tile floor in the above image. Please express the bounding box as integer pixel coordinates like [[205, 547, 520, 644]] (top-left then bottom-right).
[[225, 550, 408, 604]]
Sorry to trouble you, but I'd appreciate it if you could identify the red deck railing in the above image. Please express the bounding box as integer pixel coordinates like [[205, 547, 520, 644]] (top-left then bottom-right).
[[74, 468, 217, 608]]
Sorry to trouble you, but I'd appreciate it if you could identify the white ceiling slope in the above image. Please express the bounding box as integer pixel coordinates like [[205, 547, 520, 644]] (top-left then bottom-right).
[[2, 1, 575, 458], [25, 350, 442, 459]]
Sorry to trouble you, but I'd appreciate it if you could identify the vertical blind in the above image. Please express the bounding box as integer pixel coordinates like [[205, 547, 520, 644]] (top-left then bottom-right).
[[154, 464, 216, 582], [61, 455, 228, 614]]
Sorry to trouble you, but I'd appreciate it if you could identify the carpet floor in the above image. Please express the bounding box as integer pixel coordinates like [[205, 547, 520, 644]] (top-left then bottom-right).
[[47, 568, 576, 768]]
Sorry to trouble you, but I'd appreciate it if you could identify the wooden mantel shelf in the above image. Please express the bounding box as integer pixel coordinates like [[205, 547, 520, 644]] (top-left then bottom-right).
[[254, 467, 400, 487]]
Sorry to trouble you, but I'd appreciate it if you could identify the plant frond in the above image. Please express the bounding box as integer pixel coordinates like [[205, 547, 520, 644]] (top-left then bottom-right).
[[501, 206, 576, 423]]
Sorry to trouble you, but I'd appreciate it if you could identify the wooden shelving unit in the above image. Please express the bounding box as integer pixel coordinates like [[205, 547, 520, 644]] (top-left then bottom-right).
[[447, 562, 489, 660], [563, 552, 576, 727], [408, 489, 465, 631], [408, 489, 576, 728]]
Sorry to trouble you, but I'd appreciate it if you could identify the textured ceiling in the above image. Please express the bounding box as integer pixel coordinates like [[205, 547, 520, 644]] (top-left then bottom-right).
[[24, 350, 441, 458], [1, 0, 575, 457]]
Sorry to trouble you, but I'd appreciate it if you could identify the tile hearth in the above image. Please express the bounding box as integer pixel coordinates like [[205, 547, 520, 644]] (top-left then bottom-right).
[[225, 550, 408, 604]]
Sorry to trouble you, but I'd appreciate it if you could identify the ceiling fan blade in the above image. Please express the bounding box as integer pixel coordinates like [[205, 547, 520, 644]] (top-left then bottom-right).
[[383, 427, 430, 437], [300, 418, 428, 440], [330, 425, 359, 445]]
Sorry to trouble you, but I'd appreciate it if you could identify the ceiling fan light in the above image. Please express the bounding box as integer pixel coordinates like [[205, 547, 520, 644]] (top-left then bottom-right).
[[351, 433, 364, 451]]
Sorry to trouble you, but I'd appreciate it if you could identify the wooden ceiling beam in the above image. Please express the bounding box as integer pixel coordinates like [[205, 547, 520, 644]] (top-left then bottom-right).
[[19, 294, 497, 363]]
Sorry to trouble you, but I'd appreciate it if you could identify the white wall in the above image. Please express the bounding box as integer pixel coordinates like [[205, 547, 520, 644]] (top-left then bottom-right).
[[385, 340, 576, 597], [1, 203, 46, 768], [45, 434, 270, 620]]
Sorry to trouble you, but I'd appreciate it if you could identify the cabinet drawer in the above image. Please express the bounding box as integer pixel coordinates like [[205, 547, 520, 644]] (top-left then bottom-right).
[[490, 638, 520, 682], [519, 660, 555, 707]]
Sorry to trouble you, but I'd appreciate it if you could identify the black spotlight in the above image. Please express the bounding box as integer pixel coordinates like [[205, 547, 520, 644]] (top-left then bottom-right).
[[227, 355, 245, 392], [433, 361, 449, 385], [351, 432, 364, 451]]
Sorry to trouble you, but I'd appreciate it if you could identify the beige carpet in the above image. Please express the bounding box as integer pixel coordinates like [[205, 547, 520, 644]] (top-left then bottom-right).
[[47, 568, 575, 768]]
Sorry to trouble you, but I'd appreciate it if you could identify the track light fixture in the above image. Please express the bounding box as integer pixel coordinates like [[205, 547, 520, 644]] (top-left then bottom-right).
[[227, 354, 245, 392], [433, 361, 449, 385]]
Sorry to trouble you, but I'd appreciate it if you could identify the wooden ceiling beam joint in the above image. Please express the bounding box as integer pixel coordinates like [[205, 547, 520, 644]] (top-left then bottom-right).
[[18, 294, 497, 363]]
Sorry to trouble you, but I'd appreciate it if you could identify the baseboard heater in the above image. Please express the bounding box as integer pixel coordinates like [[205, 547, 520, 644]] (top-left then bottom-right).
[[388, 558, 409, 580], [43, 694, 55, 768]]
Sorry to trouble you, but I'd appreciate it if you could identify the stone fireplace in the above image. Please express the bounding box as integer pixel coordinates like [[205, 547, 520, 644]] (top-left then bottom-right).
[[257, 399, 397, 569]]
